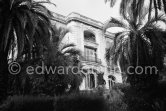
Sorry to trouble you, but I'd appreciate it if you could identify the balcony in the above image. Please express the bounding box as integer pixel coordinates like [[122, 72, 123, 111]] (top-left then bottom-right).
[[81, 56, 101, 64]]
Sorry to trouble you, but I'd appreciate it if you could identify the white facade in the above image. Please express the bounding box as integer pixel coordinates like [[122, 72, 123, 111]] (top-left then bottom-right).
[[52, 12, 122, 90]]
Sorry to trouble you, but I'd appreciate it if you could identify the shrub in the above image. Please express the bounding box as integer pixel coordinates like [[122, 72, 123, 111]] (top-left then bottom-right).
[[0, 96, 54, 111], [105, 83, 128, 111], [109, 83, 166, 111], [110, 83, 161, 111], [122, 83, 166, 111], [0, 93, 109, 111], [54, 93, 109, 111], [124, 89, 157, 111], [112, 83, 130, 93]]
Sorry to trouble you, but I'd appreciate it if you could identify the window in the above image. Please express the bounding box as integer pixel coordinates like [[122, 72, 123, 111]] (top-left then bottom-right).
[[84, 31, 95, 42], [88, 74, 95, 89], [84, 46, 97, 62], [108, 75, 116, 88]]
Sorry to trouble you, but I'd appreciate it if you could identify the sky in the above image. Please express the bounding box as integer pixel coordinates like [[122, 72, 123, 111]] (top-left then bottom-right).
[[47, 0, 121, 23]]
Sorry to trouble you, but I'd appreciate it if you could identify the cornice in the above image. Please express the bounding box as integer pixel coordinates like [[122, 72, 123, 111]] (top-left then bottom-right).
[[51, 12, 114, 38]]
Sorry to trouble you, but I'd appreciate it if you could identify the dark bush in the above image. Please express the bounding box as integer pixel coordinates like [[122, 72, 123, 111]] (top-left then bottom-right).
[[124, 89, 158, 111], [122, 82, 166, 111], [112, 83, 130, 93], [0, 96, 54, 111], [2, 82, 166, 111], [104, 83, 128, 111], [55, 93, 109, 111], [0, 93, 109, 111], [108, 83, 166, 111]]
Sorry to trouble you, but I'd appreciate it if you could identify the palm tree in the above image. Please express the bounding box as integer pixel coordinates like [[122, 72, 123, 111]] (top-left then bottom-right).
[[39, 25, 82, 95], [104, 5, 166, 89], [48, 25, 81, 65], [105, 0, 166, 20], [0, 0, 55, 101]]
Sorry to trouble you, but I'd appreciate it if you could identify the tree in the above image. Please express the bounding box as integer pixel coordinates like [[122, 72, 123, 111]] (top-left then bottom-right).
[[49, 25, 83, 94], [104, 5, 166, 89], [47, 25, 81, 67], [105, 0, 166, 20], [0, 0, 54, 101], [30, 25, 83, 96]]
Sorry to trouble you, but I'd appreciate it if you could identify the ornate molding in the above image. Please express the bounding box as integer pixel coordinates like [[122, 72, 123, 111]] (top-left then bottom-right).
[[51, 12, 115, 38]]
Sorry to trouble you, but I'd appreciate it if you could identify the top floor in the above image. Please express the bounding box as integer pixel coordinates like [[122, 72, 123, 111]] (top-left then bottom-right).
[[51, 12, 114, 37]]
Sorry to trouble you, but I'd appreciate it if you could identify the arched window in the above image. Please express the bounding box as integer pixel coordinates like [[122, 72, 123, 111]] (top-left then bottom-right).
[[108, 75, 116, 88], [108, 75, 116, 81], [84, 30, 96, 42], [88, 74, 95, 89]]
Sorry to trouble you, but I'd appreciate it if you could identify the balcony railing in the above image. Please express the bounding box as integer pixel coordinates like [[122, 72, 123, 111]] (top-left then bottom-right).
[[81, 56, 101, 64]]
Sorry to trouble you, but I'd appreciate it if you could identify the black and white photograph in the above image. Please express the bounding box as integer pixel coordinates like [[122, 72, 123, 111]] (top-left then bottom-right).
[[0, 0, 166, 111]]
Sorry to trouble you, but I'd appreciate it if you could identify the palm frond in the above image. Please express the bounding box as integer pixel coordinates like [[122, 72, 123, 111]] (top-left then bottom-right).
[[163, 0, 166, 13], [103, 17, 128, 32], [32, 2, 54, 18], [3, 18, 12, 51], [106, 31, 130, 66], [18, 1, 31, 9], [112, 41, 123, 65], [62, 48, 81, 56], [120, 0, 132, 19], [105, 45, 115, 62], [158, 0, 162, 10], [142, 14, 166, 31], [14, 20, 25, 57], [24, 10, 37, 38], [60, 43, 75, 52], [58, 28, 69, 43], [52, 26, 69, 45], [115, 31, 130, 44], [154, 0, 158, 19], [148, 0, 153, 21], [33, 1, 56, 8], [149, 30, 166, 48], [15, 12, 28, 30], [10, 0, 15, 9], [105, 0, 117, 7], [138, 7, 150, 24]]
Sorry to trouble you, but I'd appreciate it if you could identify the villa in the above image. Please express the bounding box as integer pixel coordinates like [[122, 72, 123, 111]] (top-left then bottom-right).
[[51, 12, 123, 90]]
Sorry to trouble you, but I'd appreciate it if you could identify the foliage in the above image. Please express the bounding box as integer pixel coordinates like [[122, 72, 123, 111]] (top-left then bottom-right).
[[55, 93, 109, 111], [0, 95, 54, 111], [97, 73, 106, 85], [104, 83, 129, 111], [6, 19, 83, 96], [105, 0, 166, 20], [104, 4, 166, 88], [0, 94, 109, 111], [0, 0, 55, 102], [2, 84, 166, 111], [23, 26, 83, 96], [103, 83, 166, 111], [29, 68, 83, 96], [0, 0, 54, 59], [123, 87, 164, 111], [111, 83, 166, 111]]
